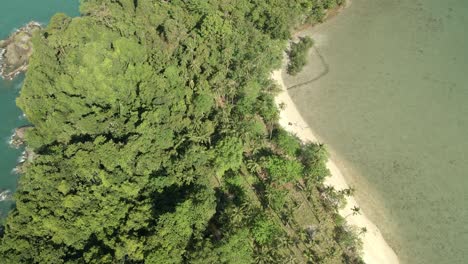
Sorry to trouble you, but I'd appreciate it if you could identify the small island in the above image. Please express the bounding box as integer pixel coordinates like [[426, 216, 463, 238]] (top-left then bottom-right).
[[0, 21, 41, 80]]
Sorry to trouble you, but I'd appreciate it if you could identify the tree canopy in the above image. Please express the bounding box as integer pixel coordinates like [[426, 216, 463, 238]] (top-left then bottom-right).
[[0, 0, 363, 263], [287, 36, 315, 76]]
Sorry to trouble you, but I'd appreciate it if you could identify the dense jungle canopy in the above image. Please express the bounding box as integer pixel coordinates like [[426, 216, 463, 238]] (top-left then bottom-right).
[[0, 0, 363, 263]]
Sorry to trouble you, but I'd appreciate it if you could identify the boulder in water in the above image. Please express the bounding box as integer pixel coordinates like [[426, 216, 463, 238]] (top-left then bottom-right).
[[0, 190, 12, 202]]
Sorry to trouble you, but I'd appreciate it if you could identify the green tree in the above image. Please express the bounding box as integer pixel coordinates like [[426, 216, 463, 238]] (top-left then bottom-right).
[[287, 36, 314, 75]]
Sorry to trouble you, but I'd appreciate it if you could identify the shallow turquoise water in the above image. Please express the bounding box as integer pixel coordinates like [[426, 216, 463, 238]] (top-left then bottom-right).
[[0, 1, 79, 218], [286, 0, 468, 263]]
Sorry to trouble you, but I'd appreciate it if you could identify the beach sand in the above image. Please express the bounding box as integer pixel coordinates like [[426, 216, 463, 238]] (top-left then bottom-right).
[[272, 69, 399, 264]]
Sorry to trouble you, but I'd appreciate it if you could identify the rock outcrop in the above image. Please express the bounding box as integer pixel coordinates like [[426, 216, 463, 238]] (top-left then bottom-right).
[[0, 21, 41, 80], [9, 125, 36, 174], [10, 125, 32, 148], [14, 148, 36, 174], [0, 189, 12, 202]]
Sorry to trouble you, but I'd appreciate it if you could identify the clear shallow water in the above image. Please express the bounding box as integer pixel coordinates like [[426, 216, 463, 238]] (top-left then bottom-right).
[[285, 0, 468, 263], [0, 1, 79, 218]]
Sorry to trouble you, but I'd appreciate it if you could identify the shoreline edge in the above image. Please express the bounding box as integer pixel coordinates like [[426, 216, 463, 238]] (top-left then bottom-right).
[[272, 69, 399, 264]]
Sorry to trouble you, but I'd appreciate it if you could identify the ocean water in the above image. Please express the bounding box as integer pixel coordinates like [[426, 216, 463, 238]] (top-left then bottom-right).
[[285, 0, 468, 263], [0, 1, 79, 218]]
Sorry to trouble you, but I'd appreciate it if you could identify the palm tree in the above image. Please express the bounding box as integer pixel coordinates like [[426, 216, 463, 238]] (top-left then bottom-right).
[[346, 206, 361, 219], [341, 186, 355, 197], [246, 159, 262, 174], [359, 227, 367, 236]]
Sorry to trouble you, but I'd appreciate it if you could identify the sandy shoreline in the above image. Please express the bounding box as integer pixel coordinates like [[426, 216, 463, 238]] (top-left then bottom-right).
[[272, 69, 399, 264]]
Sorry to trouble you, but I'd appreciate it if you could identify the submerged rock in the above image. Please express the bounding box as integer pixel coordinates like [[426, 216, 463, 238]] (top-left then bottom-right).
[[0, 21, 41, 80]]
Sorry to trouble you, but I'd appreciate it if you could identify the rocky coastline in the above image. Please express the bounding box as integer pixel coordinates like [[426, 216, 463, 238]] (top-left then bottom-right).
[[14, 148, 36, 174], [9, 125, 35, 174], [0, 21, 41, 80], [9, 125, 32, 148]]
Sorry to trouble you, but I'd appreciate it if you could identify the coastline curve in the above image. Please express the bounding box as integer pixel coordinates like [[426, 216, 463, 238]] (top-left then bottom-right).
[[272, 68, 399, 264]]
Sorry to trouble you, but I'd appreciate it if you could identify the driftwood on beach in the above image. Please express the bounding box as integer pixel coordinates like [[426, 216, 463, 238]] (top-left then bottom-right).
[[0, 21, 41, 80]]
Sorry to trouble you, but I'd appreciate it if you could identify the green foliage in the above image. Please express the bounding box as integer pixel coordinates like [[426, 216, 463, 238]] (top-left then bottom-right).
[[266, 156, 304, 184], [266, 187, 290, 212], [287, 36, 314, 75], [307, 0, 345, 24], [0, 0, 363, 263], [214, 137, 244, 177], [323, 0, 343, 9], [301, 142, 330, 182], [252, 217, 281, 246], [272, 128, 301, 157]]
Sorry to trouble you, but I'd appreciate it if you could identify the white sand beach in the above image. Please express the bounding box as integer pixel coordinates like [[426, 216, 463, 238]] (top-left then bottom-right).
[[272, 69, 399, 264]]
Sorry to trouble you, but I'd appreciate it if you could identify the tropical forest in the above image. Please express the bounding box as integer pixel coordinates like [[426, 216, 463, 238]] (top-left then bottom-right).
[[0, 0, 364, 263]]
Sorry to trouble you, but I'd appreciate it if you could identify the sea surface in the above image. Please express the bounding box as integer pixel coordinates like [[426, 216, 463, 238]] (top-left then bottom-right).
[[284, 0, 468, 263], [0, 1, 79, 218]]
